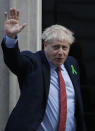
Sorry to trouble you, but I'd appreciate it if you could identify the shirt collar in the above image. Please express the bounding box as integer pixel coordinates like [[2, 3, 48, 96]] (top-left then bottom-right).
[[60, 64, 65, 71]]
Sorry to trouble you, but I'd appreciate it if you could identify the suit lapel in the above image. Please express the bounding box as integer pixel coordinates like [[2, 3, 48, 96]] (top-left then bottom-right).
[[39, 51, 50, 105], [64, 58, 80, 101]]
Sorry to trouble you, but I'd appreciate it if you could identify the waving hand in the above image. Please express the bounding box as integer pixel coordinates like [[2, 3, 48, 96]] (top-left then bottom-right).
[[4, 8, 26, 38]]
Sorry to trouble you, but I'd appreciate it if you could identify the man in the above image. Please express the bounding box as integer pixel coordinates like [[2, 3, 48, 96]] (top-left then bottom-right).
[[1, 8, 86, 131]]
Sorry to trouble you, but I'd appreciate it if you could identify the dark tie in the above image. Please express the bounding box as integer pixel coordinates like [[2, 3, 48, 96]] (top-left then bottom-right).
[[57, 66, 67, 131]]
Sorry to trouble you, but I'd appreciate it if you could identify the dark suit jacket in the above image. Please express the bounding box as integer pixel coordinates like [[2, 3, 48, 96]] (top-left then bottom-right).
[[1, 39, 86, 131]]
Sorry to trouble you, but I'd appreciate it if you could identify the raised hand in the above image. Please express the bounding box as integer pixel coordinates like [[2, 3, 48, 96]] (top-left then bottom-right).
[[4, 8, 26, 38]]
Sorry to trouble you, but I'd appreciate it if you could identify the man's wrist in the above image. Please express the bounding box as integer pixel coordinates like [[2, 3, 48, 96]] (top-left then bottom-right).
[[5, 34, 18, 40], [6, 34, 17, 39], [4, 34, 18, 48]]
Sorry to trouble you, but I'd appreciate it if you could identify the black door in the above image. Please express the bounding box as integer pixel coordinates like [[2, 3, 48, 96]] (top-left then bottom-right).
[[42, 0, 95, 130]]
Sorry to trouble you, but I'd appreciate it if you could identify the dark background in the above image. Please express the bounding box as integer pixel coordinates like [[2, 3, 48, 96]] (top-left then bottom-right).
[[42, 0, 95, 130]]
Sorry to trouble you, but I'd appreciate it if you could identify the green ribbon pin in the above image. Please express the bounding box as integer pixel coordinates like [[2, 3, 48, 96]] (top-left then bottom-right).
[[71, 65, 77, 75]]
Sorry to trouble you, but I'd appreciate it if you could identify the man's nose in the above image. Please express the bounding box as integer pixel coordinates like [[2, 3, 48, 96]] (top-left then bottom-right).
[[58, 48, 63, 55]]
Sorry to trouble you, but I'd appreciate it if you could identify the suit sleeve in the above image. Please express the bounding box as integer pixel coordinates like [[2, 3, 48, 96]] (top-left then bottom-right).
[[1, 38, 32, 76]]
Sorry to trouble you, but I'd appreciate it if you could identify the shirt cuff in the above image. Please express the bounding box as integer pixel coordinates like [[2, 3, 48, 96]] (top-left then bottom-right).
[[4, 34, 18, 48]]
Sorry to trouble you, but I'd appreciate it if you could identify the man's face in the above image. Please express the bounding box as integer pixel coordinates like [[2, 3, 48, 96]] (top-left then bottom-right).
[[44, 40, 70, 67]]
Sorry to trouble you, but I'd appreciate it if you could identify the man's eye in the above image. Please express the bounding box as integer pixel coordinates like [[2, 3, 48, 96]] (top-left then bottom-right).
[[53, 46, 59, 49], [62, 46, 68, 50]]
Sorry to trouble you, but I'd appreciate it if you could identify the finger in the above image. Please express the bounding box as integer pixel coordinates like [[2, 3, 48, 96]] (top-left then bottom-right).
[[9, 8, 13, 19], [10, 8, 15, 19], [18, 23, 27, 32], [16, 9, 20, 20], [4, 12, 8, 22], [12, 8, 16, 19]]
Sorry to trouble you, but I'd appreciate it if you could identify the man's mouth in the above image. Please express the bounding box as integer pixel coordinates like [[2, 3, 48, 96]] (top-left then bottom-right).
[[56, 58, 64, 59], [56, 58, 64, 61]]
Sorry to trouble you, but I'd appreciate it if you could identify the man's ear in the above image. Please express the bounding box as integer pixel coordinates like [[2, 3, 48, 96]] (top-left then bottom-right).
[[43, 41, 47, 48]]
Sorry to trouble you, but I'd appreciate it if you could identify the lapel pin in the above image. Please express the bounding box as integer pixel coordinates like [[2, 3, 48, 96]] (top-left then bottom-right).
[[71, 65, 77, 75]]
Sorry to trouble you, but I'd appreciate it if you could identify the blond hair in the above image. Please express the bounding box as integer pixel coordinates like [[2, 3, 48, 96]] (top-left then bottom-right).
[[41, 24, 75, 45]]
